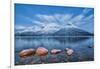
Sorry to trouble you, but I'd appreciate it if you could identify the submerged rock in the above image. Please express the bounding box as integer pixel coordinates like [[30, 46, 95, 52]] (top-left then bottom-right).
[[88, 46, 94, 48], [50, 58, 60, 63], [65, 48, 74, 56], [50, 49, 62, 54], [19, 48, 35, 58], [36, 47, 48, 56]]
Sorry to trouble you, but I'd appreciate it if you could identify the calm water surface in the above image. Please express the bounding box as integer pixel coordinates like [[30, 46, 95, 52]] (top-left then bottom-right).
[[15, 36, 94, 65]]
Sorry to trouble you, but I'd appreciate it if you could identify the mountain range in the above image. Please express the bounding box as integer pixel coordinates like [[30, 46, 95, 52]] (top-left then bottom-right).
[[15, 26, 93, 36]]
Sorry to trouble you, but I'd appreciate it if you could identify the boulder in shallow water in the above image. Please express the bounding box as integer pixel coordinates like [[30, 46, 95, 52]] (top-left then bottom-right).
[[50, 49, 62, 54], [36, 47, 48, 56], [19, 48, 35, 58], [65, 48, 74, 56]]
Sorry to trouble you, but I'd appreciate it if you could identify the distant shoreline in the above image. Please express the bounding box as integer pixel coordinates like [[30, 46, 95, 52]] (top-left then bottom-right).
[[15, 35, 93, 37]]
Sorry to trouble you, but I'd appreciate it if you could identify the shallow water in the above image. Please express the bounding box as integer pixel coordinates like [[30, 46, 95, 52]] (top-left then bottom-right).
[[15, 36, 94, 65]]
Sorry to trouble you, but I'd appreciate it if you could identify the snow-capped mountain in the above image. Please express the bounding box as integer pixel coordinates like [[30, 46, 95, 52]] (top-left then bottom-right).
[[15, 23, 61, 35], [15, 24, 93, 36], [52, 27, 93, 36]]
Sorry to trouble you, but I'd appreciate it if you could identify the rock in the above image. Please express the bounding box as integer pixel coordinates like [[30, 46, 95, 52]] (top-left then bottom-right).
[[50, 49, 62, 54], [36, 47, 48, 56], [65, 48, 74, 56], [88, 46, 94, 48], [19, 48, 35, 58], [50, 58, 59, 63]]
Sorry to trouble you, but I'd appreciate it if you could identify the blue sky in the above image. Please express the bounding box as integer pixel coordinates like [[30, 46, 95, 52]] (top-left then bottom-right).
[[15, 3, 94, 33]]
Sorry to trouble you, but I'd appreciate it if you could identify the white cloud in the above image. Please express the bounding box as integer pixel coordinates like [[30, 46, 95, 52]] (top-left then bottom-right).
[[71, 14, 84, 23], [15, 25, 26, 30], [35, 14, 74, 26], [41, 23, 61, 34], [36, 14, 57, 23], [16, 9, 94, 33]]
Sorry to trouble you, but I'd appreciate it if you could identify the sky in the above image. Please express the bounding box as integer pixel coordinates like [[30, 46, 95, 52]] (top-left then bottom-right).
[[15, 3, 94, 33]]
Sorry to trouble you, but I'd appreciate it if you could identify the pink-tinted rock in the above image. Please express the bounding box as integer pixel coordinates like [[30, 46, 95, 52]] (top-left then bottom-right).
[[50, 49, 62, 54], [65, 48, 74, 56], [19, 49, 35, 58], [36, 47, 48, 56]]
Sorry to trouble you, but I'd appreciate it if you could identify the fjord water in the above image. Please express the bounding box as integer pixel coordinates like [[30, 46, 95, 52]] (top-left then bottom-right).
[[15, 36, 94, 65]]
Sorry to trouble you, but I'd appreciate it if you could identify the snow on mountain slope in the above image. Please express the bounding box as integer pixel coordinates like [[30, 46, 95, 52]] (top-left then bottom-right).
[[15, 23, 93, 36]]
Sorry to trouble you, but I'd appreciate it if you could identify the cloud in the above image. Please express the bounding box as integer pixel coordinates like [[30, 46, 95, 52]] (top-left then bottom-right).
[[15, 25, 26, 30], [17, 15, 34, 23], [34, 14, 74, 27], [82, 9, 93, 14], [69, 9, 94, 26], [41, 23, 61, 34], [16, 9, 94, 33], [36, 14, 57, 23], [84, 14, 94, 21], [15, 25, 42, 33], [71, 14, 84, 23]]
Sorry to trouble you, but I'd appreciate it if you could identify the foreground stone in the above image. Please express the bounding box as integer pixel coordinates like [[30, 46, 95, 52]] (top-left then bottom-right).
[[50, 49, 62, 54], [65, 48, 74, 56], [36, 47, 48, 56], [19, 49, 35, 58]]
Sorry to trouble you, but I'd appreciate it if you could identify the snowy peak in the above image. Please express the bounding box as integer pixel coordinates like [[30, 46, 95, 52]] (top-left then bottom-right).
[[15, 24, 93, 36]]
